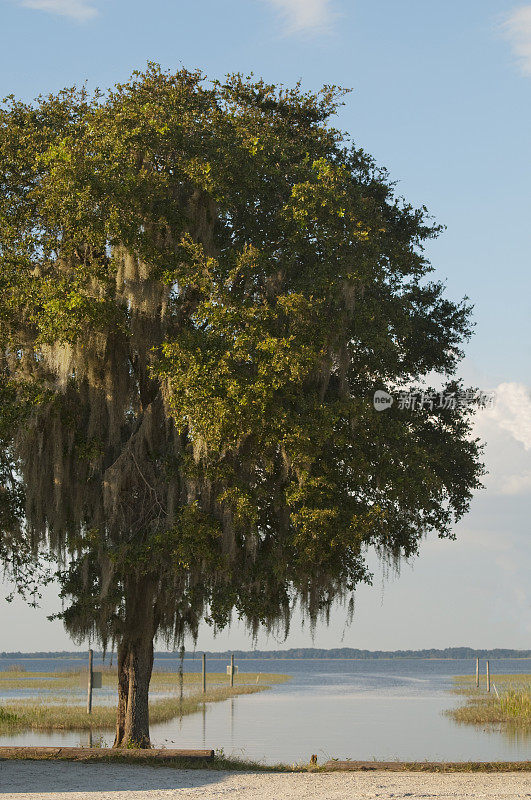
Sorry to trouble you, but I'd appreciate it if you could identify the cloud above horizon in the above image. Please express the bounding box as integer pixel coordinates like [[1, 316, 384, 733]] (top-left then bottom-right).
[[503, 6, 531, 75], [484, 382, 531, 451], [472, 381, 531, 497], [18, 0, 98, 21], [265, 0, 335, 34]]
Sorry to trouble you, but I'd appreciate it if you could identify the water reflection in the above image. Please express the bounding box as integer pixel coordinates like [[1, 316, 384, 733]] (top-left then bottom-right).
[[146, 659, 531, 763], [450, 717, 531, 746]]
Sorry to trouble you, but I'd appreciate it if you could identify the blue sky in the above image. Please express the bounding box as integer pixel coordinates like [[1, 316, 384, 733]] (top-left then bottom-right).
[[1, 0, 530, 651]]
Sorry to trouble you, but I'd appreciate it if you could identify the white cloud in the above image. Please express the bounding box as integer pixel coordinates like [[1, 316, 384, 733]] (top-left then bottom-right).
[[499, 471, 531, 495], [471, 380, 531, 496], [19, 0, 98, 21], [503, 6, 531, 75], [265, 0, 335, 34], [484, 382, 531, 450]]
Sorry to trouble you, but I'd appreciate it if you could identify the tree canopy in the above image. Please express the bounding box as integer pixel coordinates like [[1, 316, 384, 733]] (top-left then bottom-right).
[[0, 64, 483, 745]]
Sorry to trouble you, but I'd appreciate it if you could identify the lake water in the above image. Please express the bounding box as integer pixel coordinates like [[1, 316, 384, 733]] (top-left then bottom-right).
[[1, 656, 530, 764]]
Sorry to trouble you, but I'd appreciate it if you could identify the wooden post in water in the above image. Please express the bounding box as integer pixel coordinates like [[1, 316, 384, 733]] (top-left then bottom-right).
[[86, 649, 93, 714], [476, 657, 479, 688], [486, 660, 491, 693], [202, 653, 206, 694], [230, 653, 234, 688]]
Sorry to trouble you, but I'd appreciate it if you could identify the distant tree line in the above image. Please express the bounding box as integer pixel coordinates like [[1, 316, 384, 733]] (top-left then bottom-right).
[[2, 647, 530, 660]]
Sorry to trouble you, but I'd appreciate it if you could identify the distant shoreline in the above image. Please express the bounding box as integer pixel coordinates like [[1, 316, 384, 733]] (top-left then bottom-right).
[[1, 648, 530, 661]]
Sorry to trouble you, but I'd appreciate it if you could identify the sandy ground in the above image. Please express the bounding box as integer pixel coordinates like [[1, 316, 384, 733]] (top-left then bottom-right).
[[0, 762, 529, 800]]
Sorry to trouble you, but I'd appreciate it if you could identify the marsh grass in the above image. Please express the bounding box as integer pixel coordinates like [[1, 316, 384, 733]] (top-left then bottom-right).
[[451, 674, 530, 693], [0, 669, 285, 692], [0, 707, 19, 723], [0, 671, 289, 733], [446, 674, 531, 730]]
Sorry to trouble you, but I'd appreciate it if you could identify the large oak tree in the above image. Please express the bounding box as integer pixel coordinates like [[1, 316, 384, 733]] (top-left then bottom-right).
[[0, 65, 483, 746]]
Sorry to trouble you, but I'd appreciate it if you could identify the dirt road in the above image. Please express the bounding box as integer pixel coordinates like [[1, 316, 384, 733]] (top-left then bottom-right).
[[0, 760, 529, 800]]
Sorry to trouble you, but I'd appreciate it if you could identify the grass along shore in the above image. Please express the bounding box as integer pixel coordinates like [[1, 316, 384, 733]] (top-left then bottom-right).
[[0, 671, 289, 733], [446, 674, 531, 730], [0, 748, 529, 772]]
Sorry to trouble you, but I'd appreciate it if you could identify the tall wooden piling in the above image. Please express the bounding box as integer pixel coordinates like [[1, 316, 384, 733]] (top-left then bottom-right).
[[86, 649, 93, 714]]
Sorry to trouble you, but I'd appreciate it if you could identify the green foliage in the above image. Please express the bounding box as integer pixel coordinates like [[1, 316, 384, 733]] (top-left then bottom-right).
[[0, 63, 483, 649]]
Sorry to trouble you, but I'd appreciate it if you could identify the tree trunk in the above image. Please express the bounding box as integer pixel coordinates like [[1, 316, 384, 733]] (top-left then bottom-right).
[[114, 640, 129, 747], [113, 576, 157, 748]]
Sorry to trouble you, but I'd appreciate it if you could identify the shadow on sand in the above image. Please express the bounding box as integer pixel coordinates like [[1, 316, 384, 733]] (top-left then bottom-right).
[[0, 760, 231, 795]]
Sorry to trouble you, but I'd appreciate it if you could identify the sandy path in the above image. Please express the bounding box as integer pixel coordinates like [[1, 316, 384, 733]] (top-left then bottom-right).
[[0, 761, 529, 800]]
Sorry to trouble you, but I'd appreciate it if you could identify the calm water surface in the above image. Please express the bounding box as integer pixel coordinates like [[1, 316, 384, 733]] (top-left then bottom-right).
[[1, 656, 529, 763]]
